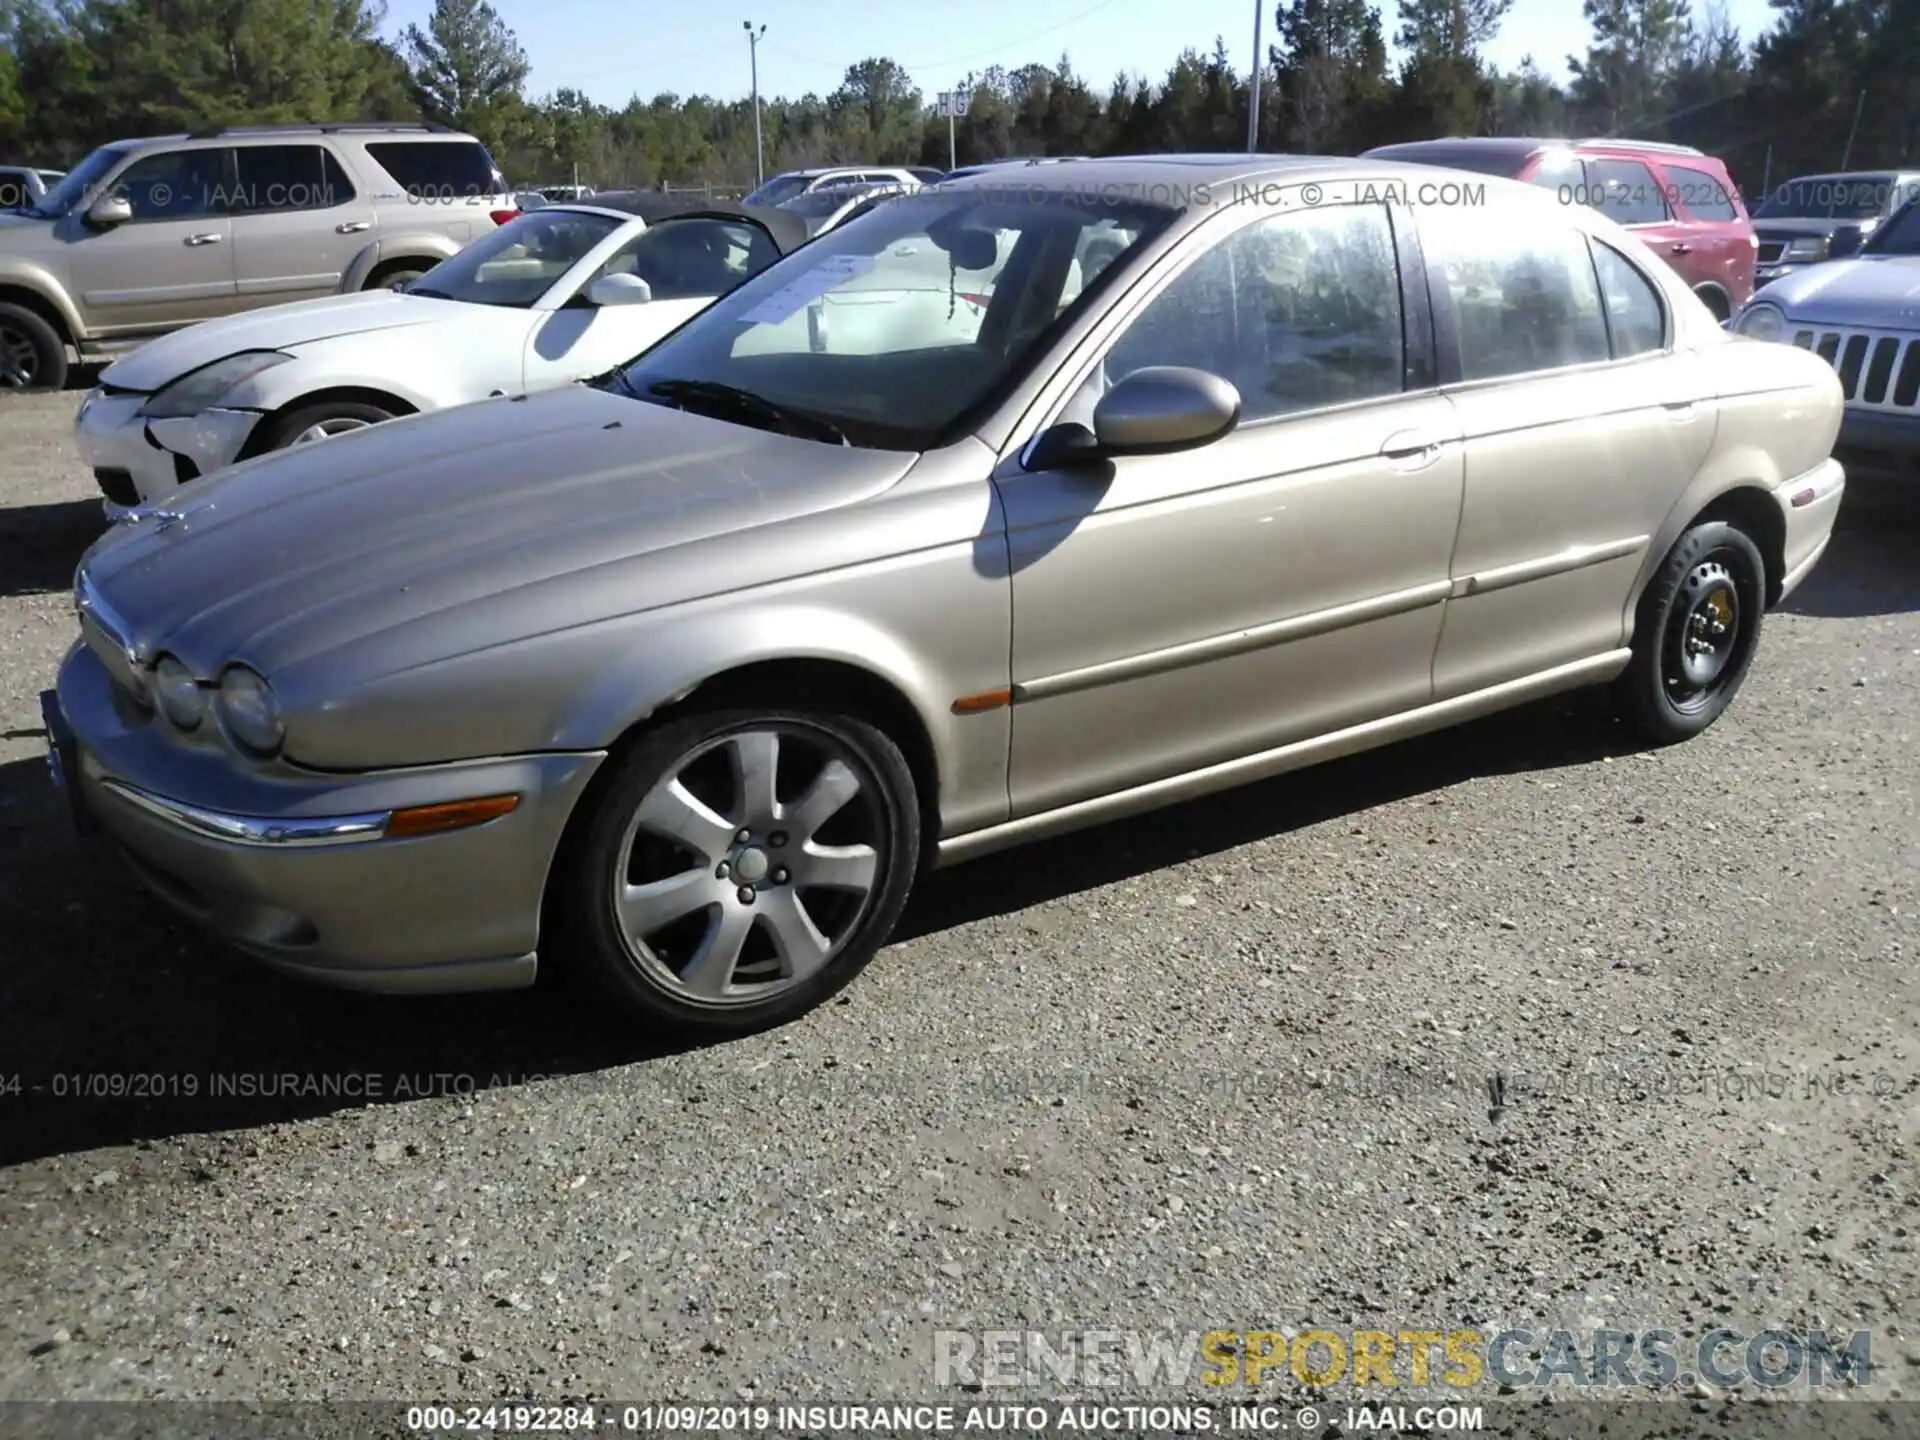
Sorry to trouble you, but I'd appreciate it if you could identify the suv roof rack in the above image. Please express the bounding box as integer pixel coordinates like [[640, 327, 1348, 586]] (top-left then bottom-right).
[[183, 121, 460, 140], [1577, 137, 1705, 156]]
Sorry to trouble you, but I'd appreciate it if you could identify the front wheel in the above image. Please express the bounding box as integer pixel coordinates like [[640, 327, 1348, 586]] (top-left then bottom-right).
[[558, 708, 922, 1034], [261, 399, 398, 450], [1618, 519, 1766, 743]]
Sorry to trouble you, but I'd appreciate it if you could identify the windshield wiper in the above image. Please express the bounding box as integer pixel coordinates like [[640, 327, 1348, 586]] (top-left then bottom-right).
[[642, 377, 847, 446], [404, 285, 455, 299]]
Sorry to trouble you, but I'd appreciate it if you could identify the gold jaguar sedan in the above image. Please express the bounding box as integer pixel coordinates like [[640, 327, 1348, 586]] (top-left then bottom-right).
[[43, 155, 1846, 1033]]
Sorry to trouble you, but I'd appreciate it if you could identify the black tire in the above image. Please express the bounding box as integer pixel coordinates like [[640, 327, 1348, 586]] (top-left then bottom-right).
[[1694, 286, 1730, 323], [260, 399, 398, 451], [369, 266, 426, 292], [557, 706, 922, 1035], [0, 301, 68, 390], [1618, 519, 1766, 744]]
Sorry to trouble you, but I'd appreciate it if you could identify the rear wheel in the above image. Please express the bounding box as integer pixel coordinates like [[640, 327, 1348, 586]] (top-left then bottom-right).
[[1618, 519, 1766, 743], [261, 399, 399, 450], [0, 302, 68, 390], [558, 707, 921, 1034], [369, 266, 426, 292]]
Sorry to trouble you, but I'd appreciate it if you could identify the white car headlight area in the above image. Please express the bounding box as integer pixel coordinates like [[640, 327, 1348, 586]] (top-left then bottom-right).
[[216, 665, 284, 755], [140, 351, 294, 421], [1783, 235, 1830, 261], [1733, 302, 1787, 342]]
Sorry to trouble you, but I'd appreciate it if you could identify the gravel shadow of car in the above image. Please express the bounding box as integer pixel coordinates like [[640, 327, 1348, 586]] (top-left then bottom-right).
[[0, 497, 103, 599], [0, 685, 1643, 1167], [1779, 476, 1920, 618]]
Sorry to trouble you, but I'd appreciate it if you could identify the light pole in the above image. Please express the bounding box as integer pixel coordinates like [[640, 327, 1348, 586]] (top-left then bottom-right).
[[743, 21, 766, 186], [1246, 0, 1263, 152]]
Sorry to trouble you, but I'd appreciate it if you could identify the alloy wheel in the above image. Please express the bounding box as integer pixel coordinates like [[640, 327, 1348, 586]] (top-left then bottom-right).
[[0, 324, 39, 387], [291, 416, 374, 444], [610, 726, 885, 1005]]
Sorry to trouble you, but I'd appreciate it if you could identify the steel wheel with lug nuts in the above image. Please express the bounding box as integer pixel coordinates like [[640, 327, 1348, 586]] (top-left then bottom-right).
[[561, 708, 921, 1032], [1619, 519, 1766, 743]]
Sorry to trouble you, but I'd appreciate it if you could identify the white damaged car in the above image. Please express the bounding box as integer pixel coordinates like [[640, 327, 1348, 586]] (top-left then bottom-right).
[[73, 196, 809, 515]]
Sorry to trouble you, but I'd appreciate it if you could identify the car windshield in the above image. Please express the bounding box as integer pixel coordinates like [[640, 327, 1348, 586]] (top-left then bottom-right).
[[743, 175, 811, 206], [408, 208, 624, 305], [616, 188, 1177, 450], [1862, 199, 1920, 255], [780, 188, 878, 219], [28, 145, 128, 217], [1755, 176, 1897, 221]]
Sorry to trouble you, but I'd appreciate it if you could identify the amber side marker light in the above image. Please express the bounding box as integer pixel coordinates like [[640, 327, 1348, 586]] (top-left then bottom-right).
[[385, 794, 521, 839], [1790, 488, 1818, 508], [951, 688, 1012, 715]]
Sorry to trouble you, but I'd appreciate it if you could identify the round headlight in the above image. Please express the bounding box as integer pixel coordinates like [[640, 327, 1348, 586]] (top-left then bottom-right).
[[217, 665, 283, 755], [1735, 302, 1786, 342], [153, 655, 205, 730]]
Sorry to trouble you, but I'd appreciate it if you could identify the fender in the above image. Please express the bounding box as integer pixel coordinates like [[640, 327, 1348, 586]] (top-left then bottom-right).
[[0, 258, 84, 342], [339, 233, 464, 293], [559, 602, 964, 795]]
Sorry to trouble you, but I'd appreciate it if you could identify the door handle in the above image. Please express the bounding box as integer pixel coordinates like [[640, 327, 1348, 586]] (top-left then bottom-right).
[[1380, 429, 1443, 462], [184, 232, 222, 246], [1662, 399, 1698, 420], [1669, 242, 1693, 254], [336, 220, 372, 234]]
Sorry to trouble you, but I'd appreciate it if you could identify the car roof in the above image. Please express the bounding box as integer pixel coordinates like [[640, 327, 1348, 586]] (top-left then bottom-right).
[[1774, 169, 1918, 183], [574, 191, 813, 253], [935, 152, 1363, 193]]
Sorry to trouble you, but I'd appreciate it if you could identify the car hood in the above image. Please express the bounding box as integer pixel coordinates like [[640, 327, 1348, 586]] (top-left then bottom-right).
[[1752, 254, 1920, 327], [98, 290, 460, 392], [76, 384, 918, 700]]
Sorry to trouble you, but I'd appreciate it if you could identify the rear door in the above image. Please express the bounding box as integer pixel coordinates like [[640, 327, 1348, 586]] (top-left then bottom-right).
[[227, 143, 376, 305], [1652, 157, 1755, 311], [361, 138, 507, 248]]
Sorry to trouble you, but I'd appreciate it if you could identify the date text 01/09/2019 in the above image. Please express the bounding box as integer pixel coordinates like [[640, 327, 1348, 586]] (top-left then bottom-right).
[[402, 1403, 1487, 1434]]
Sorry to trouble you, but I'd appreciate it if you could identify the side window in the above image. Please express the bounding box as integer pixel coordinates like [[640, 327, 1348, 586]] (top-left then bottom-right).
[[1421, 206, 1611, 381], [112, 149, 227, 221], [1591, 242, 1666, 357], [602, 218, 781, 300], [1584, 158, 1671, 226], [1666, 163, 1738, 222], [1097, 203, 1404, 423], [363, 141, 498, 199], [229, 145, 355, 214]]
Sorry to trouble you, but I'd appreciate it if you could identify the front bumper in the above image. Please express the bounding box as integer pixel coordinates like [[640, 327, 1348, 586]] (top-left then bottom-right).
[[49, 642, 607, 995], [74, 388, 265, 516], [1770, 455, 1846, 605]]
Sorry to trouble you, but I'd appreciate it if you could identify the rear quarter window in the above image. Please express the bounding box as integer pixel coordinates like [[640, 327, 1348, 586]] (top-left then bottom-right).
[[1664, 163, 1740, 222], [363, 140, 501, 200]]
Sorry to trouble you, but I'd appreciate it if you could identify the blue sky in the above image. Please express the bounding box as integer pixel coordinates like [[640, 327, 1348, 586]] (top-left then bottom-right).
[[381, 0, 1781, 109]]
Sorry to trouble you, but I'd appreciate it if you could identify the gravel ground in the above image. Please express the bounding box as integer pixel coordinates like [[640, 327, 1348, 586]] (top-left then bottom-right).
[[0, 387, 1916, 1421]]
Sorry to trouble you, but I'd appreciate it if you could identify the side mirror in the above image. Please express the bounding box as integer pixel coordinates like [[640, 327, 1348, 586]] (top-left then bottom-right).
[[1092, 366, 1240, 454], [586, 272, 651, 307], [1829, 225, 1864, 259], [86, 194, 133, 228]]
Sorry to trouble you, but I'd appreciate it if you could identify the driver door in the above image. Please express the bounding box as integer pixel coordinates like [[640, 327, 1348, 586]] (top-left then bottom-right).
[[523, 216, 785, 390], [996, 198, 1467, 818]]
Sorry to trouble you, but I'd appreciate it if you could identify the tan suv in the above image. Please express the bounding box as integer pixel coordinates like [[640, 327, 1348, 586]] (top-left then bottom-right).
[[0, 122, 516, 389]]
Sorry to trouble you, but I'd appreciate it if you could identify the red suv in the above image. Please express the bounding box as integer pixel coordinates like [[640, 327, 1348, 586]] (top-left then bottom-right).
[[1363, 137, 1758, 322]]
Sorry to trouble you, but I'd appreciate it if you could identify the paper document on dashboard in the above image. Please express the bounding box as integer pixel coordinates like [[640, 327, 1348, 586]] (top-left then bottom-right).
[[738, 254, 878, 325]]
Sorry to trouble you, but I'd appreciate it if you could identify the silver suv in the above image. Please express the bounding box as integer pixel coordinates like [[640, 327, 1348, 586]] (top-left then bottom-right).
[[0, 122, 515, 389]]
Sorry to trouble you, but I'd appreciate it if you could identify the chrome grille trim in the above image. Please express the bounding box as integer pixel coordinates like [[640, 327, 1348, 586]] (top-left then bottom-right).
[[1789, 324, 1920, 411]]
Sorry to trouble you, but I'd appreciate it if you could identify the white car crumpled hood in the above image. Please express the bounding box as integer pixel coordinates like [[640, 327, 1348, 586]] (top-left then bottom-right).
[[98, 291, 452, 393]]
